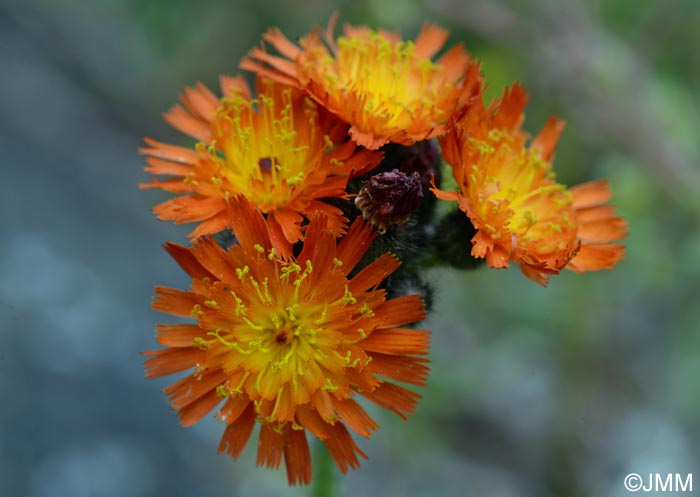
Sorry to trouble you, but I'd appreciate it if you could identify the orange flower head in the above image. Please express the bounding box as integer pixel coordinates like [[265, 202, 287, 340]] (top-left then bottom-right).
[[140, 76, 382, 257], [241, 15, 483, 149], [433, 84, 627, 285], [144, 197, 430, 485]]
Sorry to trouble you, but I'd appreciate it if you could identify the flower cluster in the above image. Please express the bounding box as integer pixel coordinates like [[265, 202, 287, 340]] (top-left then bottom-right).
[[140, 15, 626, 486]]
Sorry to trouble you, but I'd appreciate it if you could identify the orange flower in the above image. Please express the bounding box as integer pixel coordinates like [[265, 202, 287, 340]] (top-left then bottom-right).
[[433, 84, 627, 285], [144, 197, 430, 485], [241, 15, 483, 150], [140, 76, 382, 257]]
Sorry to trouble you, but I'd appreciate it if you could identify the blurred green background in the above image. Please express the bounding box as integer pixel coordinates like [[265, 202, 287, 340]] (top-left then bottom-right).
[[2, 0, 699, 496]]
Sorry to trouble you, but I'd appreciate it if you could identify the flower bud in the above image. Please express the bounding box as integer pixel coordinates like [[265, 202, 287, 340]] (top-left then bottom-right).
[[355, 169, 423, 233], [393, 140, 441, 189], [434, 210, 484, 269]]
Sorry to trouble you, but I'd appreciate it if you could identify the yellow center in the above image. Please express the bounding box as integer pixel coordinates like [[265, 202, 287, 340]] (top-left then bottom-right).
[[470, 134, 576, 253], [211, 88, 327, 212], [199, 248, 369, 417], [314, 32, 452, 128]]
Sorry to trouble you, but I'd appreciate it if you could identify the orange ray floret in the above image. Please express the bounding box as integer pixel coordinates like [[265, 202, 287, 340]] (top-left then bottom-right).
[[143, 197, 430, 485], [140, 76, 382, 257], [433, 84, 627, 285], [241, 15, 483, 150]]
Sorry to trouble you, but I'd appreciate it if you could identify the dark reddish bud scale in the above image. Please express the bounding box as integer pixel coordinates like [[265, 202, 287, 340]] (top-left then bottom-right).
[[395, 140, 441, 188], [355, 169, 423, 234]]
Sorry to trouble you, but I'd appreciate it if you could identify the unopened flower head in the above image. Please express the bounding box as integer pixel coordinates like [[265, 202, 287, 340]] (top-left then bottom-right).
[[355, 169, 423, 233], [433, 84, 627, 285], [242, 15, 483, 149], [140, 76, 382, 257], [144, 197, 430, 485]]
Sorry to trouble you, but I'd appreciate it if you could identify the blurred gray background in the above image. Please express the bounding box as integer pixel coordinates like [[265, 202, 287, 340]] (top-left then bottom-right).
[[2, 0, 700, 496]]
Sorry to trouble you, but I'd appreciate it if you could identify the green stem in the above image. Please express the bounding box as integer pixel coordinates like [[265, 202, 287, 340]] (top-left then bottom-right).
[[312, 441, 336, 497]]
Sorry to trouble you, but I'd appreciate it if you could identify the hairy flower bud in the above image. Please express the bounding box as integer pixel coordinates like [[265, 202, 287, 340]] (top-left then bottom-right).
[[355, 169, 423, 233], [394, 140, 441, 189]]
